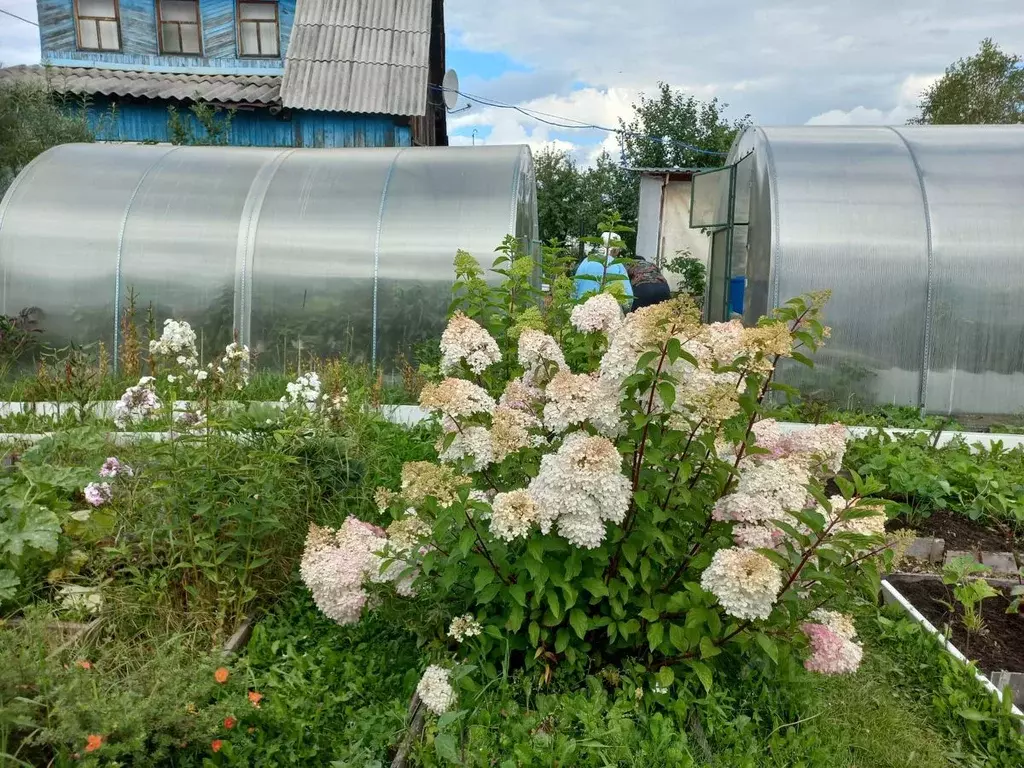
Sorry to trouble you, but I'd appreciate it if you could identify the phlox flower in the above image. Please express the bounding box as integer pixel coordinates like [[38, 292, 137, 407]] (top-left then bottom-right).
[[149, 319, 198, 369], [113, 377, 161, 429], [83, 482, 112, 507], [99, 457, 132, 478], [281, 372, 321, 410]]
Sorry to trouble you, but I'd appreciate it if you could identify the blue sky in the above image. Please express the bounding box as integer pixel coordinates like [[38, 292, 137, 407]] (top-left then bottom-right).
[[4, 0, 1024, 164]]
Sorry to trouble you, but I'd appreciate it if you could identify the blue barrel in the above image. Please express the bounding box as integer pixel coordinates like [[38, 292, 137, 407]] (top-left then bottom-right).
[[729, 277, 745, 316]]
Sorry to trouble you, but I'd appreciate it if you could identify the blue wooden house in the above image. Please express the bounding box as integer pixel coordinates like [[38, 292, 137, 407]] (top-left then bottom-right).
[[0, 0, 448, 147]]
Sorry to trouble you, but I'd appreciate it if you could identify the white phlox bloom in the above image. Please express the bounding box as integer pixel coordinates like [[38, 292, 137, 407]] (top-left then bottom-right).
[[526, 432, 631, 549], [518, 330, 567, 387], [440, 312, 502, 374], [149, 319, 198, 368], [700, 547, 783, 621], [416, 665, 456, 715], [447, 614, 483, 643], [489, 489, 540, 542], [113, 377, 162, 429], [281, 372, 321, 410], [570, 292, 624, 336]]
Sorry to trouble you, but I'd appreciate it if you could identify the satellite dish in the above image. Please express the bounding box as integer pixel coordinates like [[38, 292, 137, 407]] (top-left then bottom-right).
[[442, 69, 460, 110]]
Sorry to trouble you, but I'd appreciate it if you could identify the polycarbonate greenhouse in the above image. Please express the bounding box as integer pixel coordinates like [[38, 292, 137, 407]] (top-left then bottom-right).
[[0, 143, 538, 373], [693, 125, 1024, 416]]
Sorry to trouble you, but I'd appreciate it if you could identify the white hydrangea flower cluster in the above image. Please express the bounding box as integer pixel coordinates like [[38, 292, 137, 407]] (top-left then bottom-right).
[[447, 614, 483, 643], [437, 425, 495, 472], [489, 489, 540, 542], [440, 312, 502, 374], [542, 370, 621, 436], [752, 420, 848, 474], [526, 432, 631, 549], [712, 457, 812, 549], [281, 371, 321, 410], [416, 665, 456, 715], [420, 378, 497, 420], [821, 495, 887, 543], [386, 510, 432, 555], [490, 405, 537, 463], [570, 292, 624, 336], [299, 517, 403, 626], [700, 547, 783, 621], [499, 377, 542, 413], [113, 376, 161, 429], [801, 610, 863, 674], [518, 330, 567, 387], [149, 319, 199, 369]]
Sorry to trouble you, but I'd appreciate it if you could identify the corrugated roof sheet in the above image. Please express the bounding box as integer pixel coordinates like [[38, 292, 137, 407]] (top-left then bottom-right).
[[281, 0, 432, 116], [0, 64, 281, 105]]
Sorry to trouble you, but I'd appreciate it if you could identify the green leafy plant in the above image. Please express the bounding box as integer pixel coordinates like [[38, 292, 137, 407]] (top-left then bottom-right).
[[300, 242, 901, 757], [942, 555, 999, 641], [663, 249, 707, 305]]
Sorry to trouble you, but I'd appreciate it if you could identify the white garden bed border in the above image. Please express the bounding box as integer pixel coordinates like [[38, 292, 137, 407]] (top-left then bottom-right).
[[881, 578, 1024, 727]]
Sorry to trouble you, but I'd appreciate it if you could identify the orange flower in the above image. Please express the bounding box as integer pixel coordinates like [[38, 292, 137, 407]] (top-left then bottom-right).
[[224, 716, 237, 730], [76, 660, 92, 670], [211, 739, 223, 753], [85, 734, 103, 753], [214, 667, 229, 684], [247, 690, 263, 708]]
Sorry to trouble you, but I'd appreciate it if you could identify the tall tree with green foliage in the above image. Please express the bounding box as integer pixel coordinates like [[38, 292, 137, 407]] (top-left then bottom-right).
[[914, 38, 1024, 125], [0, 80, 93, 194], [535, 146, 584, 244]]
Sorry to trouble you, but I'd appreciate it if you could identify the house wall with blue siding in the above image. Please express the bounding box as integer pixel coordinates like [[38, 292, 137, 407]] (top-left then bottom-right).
[[39, 0, 293, 74], [87, 99, 412, 148]]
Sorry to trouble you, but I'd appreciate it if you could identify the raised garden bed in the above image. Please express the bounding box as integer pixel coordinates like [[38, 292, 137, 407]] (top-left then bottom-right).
[[884, 573, 1024, 722], [891, 511, 1023, 556], [888, 573, 1024, 673]]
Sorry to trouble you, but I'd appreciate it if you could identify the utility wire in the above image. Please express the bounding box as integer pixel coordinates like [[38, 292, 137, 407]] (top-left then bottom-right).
[[431, 84, 730, 158], [0, 7, 38, 25]]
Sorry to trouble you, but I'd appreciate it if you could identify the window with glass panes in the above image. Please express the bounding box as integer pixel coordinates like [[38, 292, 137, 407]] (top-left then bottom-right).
[[74, 0, 121, 51], [237, 1, 280, 57], [158, 0, 203, 55]]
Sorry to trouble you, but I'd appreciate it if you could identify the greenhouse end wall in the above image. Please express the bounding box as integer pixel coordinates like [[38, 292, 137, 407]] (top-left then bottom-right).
[[0, 143, 539, 374], [712, 125, 1024, 417]]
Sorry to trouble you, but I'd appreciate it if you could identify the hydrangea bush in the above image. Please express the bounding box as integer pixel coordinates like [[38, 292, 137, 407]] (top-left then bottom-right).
[[301, 246, 896, 702]]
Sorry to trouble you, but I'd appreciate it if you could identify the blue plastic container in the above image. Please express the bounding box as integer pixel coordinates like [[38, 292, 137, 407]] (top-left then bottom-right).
[[729, 277, 746, 316]]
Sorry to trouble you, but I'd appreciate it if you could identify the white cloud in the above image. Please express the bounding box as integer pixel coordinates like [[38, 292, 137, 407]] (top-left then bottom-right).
[[805, 74, 941, 125]]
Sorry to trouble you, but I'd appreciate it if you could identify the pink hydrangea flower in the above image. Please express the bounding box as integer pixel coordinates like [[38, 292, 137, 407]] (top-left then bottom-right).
[[801, 621, 863, 675]]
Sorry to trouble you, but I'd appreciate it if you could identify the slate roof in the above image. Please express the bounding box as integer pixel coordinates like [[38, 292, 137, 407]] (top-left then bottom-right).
[[280, 0, 431, 115], [0, 64, 281, 105]]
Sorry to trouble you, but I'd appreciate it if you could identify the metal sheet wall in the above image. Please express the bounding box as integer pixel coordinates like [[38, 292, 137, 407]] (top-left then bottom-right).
[[0, 143, 538, 374], [724, 124, 1024, 415], [896, 127, 1024, 415]]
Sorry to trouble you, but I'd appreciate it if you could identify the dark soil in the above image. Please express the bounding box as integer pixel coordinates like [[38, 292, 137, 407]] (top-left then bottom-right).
[[888, 510, 1021, 555], [888, 574, 1024, 673]]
